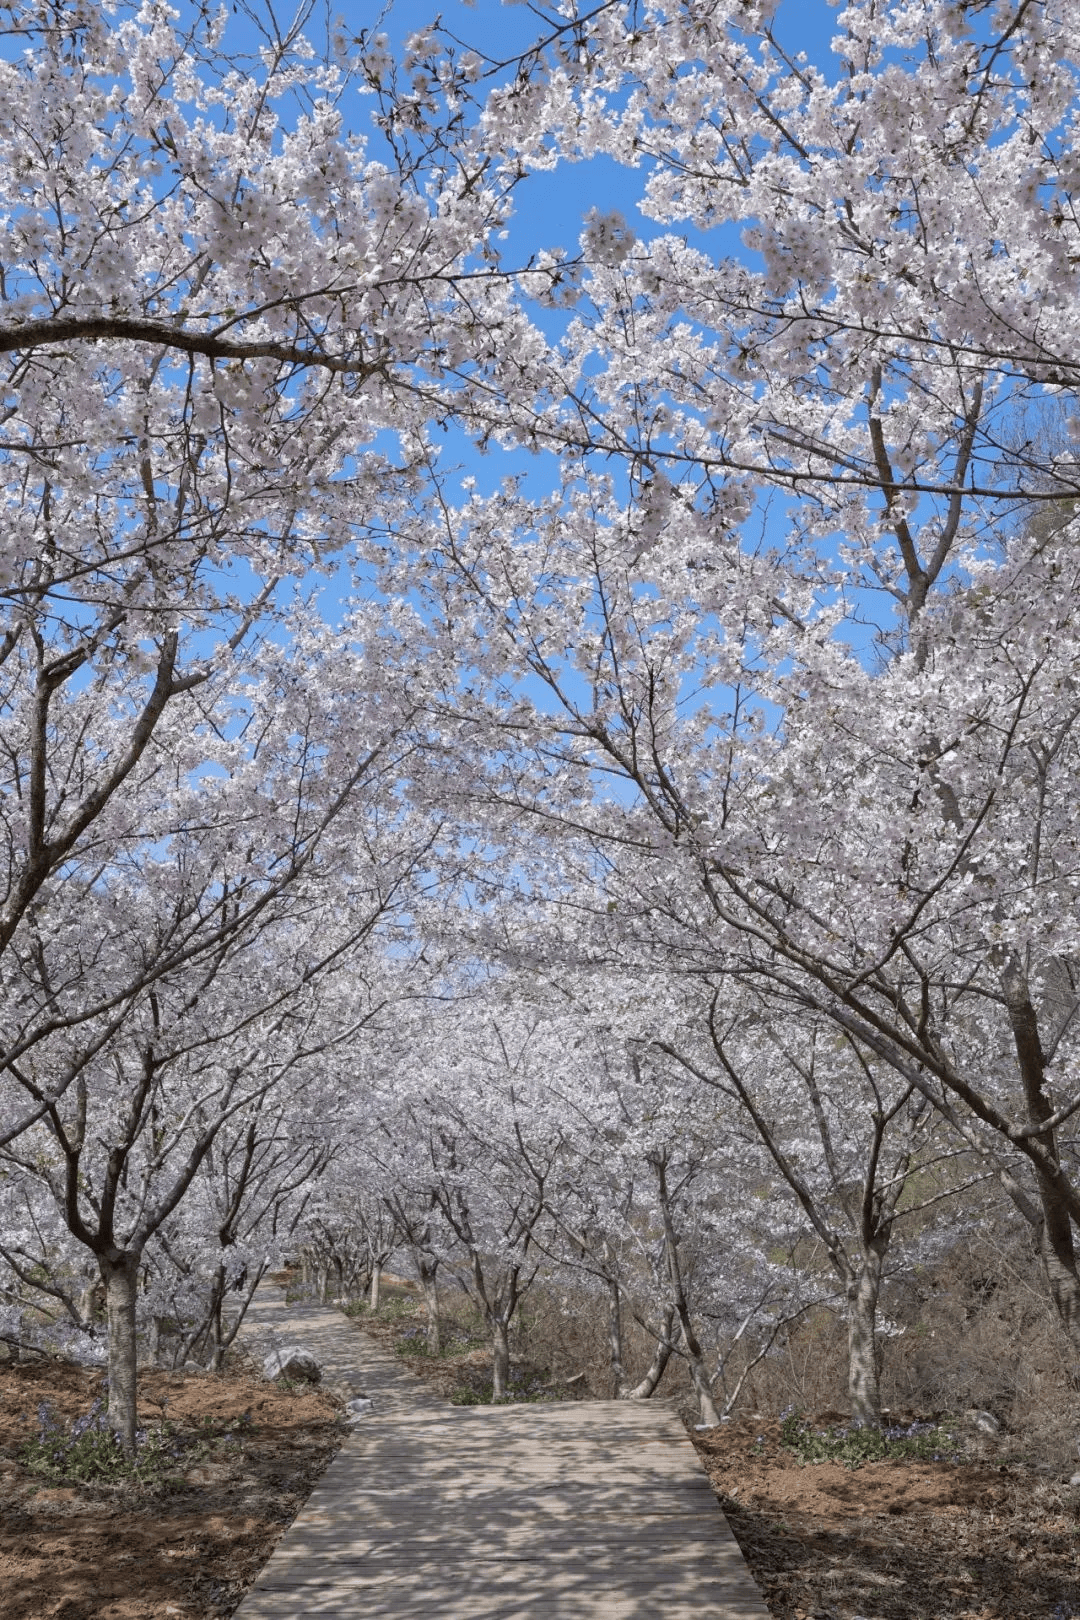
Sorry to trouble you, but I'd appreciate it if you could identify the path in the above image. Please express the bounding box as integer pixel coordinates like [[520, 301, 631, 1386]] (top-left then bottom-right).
[[239, 1282, 446, 1414], [235, 1285, 772, 1619]]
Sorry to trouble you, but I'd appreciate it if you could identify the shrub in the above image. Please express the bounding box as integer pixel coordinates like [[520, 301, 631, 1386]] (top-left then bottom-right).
[[18, 1394, 249, 1486], [778, 1408, 961, 1469], [393, 1325, 432, 1357], [20, 1397, 183, 1484]]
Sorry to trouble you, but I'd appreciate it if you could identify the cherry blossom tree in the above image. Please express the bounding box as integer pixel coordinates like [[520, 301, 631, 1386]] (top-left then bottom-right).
[[148, 1088, 339, 1371], [0, 0, 557, 1150], [0, 600, 451, 1449], [657, 1000, 977, 1425], [469, 0, 1080, 624], [0, 0, 552, 1446], [365, 0, 1080, 1412], [9, 0, 1080, 1440], [398, 1007, 563, 1400], [407, 458, 1080, 1389]]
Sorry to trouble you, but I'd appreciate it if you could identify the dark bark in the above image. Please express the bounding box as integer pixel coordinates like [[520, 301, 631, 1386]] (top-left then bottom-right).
[[1002, 955, 1080, 1344], [99, 1249, 141, 1454], [0, 312, 383, 378]]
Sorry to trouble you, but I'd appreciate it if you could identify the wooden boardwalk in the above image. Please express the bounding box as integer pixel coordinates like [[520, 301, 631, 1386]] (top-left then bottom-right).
[[235, 1286, 771, 1619]]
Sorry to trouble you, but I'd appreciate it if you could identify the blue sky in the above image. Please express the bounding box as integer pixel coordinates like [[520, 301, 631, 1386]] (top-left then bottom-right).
[[0, 1, 901, 656], [371, 0, 844, 268], [303, 1, 867, 635]]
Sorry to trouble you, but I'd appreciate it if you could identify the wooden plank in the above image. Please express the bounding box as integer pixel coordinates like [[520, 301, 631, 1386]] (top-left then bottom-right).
[[243, 1561, 771, 1615]]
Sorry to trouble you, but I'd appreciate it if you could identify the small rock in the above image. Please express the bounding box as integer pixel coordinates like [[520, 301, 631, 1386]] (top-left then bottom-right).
[[1069, 1472, 1080, 1487], [263, 1345, 322, 1384], [346, 1396, 375, 1420], [964, 1407, 1001, 1436]]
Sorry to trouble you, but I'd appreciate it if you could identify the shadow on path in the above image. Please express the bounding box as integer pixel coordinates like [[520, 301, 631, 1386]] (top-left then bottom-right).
[[234, 1284, 771, 1619]]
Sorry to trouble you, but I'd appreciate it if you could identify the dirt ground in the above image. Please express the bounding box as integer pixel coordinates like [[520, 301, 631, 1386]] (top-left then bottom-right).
[[0, 1354, 343, 1620], [694, 1413, 1080, 1620], [4, 1321, 1080, 1620]]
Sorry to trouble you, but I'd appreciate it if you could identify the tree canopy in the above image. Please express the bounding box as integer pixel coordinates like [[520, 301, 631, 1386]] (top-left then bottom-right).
[[1, 0, 1079, 1444]]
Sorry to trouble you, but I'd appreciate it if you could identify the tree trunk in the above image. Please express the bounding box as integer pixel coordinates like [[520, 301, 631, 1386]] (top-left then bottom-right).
[[681, 1321, 722, 1427], [1039, 1215, 1080, 1342], [213, 1260, 266, 1371], [99, 1250, 140, 1455], [202, 1263, 227, 1371], [607, 1278, 625, 1397], [622, 1305, 676, 1399], [369, 1260, 382, 1313], [176, 1308, 211, 1370], [656, 1162, 721, 1426], [1001, 954, 1080, 1348], [416, 1256, 441, 1354], [78, 1275, 105, 1332], [847, 1254, 885, 1428], [208, 1292, 227, 1371], [492, 1317, 511, 1400]]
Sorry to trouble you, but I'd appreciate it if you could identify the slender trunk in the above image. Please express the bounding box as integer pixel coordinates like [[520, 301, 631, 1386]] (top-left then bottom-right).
[[78, 1276, 104, 1332], [369, 1261, 382, 1313], [681, 1321, 722, 1427], [607, 1278, 625, 1398], [208, 1263, 241, 1367], [847, 1251, 885, 1428], [214, 1260, 266, 1370], [99, 1250, 140, 1455], [1039, 1217, 1080, 1340], [622, 1305, 676, 1399], [492, 1317, 511, 1400], [416, 1256, 441, 1354], [176, 1315, 206, 1369], [200, 1263, 227, 1372], [1001, 955, 1080, 1346], [655, 1158, 720, 1425], [208, 1271, 232, 1372]]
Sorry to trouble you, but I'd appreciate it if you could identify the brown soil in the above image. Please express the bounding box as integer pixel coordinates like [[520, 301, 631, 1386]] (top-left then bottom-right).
[[0, 1354, 343, 1620], [693, 1414, 1080, 1620]]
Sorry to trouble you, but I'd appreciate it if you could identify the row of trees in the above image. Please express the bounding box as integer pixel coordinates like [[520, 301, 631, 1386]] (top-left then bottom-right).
[[2, 0, 1080, 1445]]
